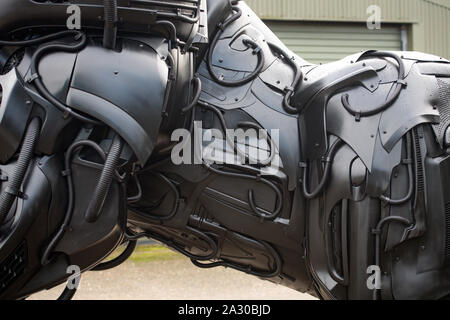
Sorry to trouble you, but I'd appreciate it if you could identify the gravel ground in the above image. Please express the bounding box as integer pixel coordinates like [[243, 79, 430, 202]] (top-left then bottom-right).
[[29, 256, 314, 300]]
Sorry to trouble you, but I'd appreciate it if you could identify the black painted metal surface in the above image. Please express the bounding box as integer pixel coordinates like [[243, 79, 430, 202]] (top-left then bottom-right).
[[0, 0, 449, 300]]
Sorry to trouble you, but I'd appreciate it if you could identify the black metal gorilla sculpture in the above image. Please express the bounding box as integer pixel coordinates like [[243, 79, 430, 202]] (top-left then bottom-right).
[[0, 0, 449, 300]]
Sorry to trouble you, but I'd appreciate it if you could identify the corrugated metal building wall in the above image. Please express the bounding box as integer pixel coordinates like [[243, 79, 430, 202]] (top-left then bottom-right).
[[245, 0, 450, 63]]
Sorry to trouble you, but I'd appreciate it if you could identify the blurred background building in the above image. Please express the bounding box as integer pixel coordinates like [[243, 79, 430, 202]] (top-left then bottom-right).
[[246, 0, 450, 64]]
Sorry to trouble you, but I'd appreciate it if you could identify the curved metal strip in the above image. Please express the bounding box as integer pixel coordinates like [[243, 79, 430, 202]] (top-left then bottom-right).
[[66, 88, 153, 164]]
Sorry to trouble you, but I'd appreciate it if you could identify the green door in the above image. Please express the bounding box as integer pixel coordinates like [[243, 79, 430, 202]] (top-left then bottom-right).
[[265, 21, 403, 64]]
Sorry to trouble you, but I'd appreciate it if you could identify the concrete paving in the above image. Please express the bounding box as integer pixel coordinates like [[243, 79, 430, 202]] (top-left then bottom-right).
[[30, 257, 315, 300]]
